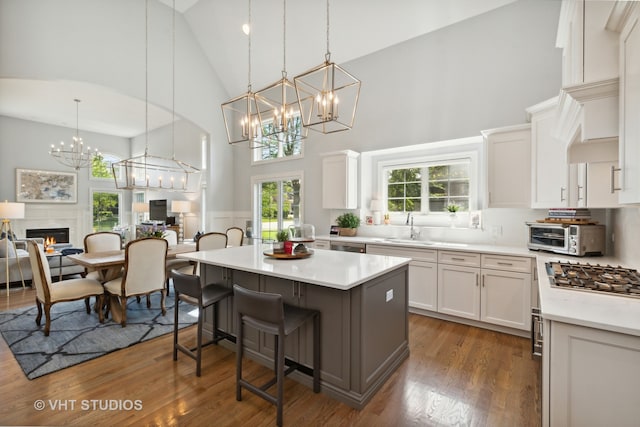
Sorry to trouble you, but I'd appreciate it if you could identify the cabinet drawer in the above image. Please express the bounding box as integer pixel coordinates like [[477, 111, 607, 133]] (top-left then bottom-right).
[[438, 250, 481, 267], [481, 254, 532, 273], [313, 240, 331, 250], [366, 244, 437, 262]]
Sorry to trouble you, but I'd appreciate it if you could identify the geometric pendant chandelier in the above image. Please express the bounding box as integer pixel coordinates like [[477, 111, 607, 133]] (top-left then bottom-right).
[[254, 0, 307, 146], [294, 0, 361, 134], [221, 0, 264, 148]]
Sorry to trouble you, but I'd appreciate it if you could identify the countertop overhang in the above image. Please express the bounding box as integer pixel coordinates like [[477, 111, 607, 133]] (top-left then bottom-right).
[[177, 245, 410, 290]]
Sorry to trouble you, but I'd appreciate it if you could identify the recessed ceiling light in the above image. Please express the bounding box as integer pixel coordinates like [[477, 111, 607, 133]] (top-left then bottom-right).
[[242, 23, 250, 35]]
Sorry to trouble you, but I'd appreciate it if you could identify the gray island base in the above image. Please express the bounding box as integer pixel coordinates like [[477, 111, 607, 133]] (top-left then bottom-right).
[[178, 245, 411, 409]]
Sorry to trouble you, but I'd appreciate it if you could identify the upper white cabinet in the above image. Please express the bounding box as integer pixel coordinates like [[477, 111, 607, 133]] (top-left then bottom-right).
[[614, 3, 640, 204], [527, 97, 570, 208], [572, 161, 621, 208], [322, 150, 359, 209], [482, 124, 531, 209], [556, 0, 619, 86]]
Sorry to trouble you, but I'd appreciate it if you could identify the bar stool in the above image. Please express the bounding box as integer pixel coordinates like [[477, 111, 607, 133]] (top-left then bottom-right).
[[233, 284, 320, 427], [171, 270, 234, 377]]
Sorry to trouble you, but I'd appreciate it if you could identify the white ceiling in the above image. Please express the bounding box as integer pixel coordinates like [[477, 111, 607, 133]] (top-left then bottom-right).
[[0, 0, 517, 138]]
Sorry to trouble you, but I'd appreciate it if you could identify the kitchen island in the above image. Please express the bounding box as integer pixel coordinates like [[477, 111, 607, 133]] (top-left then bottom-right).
[[177, 245, 411, 409]]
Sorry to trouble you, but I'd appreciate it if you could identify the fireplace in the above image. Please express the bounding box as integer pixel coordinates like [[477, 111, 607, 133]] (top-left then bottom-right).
[[26, 228, 70, 244]]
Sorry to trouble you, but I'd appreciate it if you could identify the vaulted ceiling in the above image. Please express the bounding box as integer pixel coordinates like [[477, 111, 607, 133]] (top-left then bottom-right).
[[0, 0, 517, 138]]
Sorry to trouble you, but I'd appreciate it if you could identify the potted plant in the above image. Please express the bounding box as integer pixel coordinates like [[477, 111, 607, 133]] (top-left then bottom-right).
[[446, 204, 460, 228], [273, 229, 289, 253], [336, 213, 361, 237]]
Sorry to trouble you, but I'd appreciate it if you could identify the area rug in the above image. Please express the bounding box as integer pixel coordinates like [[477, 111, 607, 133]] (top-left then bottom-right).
[[0, 293, 197, 380]]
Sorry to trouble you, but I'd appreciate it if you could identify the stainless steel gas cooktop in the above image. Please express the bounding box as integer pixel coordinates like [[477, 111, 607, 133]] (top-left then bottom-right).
[[546, 261, 640, 299]]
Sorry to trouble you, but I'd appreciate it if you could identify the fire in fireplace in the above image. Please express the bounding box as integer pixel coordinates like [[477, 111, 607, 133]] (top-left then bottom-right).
[[26, 228, 70, 244]]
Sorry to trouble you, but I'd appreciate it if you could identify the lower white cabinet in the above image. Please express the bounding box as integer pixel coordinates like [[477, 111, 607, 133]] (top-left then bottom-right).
[[366, 244, 437, 311], [438, 251, 532, 331], [545, 321, 640, 427], [312, 239, 330, 250]]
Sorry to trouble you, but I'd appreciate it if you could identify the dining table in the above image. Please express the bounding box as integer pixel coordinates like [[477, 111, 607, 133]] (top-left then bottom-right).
[[67, 242, 197, 323]]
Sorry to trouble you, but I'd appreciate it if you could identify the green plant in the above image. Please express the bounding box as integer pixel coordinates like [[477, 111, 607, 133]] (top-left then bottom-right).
[[276, 229, 290, 242], [336, 213, 361, 229], [446, 204, 460, 213]]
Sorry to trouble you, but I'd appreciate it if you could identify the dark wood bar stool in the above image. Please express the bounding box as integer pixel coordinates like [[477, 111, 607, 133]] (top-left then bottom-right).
[[233, 284, 320, 427], [171, 270, 233, 377]]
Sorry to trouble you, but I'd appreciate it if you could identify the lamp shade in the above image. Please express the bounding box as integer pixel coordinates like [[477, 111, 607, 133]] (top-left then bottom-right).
[[133, 202, 149, 213], [171, 200, 191, 213], [0, 201, 25, 219], [370, 199, 383, 212]]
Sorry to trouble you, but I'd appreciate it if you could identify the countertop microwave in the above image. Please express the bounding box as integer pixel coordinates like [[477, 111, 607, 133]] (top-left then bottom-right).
[[526, 222, 605, 256]]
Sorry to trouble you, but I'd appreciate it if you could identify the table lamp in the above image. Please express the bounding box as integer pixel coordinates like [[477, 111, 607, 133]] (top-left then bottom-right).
[[133, 202, 149, 225], [0, 200, 26, 292], [171, 200, 191, 243], [370, 199, 383, 225]]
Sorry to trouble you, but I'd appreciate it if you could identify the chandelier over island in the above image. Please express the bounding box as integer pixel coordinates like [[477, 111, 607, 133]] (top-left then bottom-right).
[[49, 99, 101, 170]]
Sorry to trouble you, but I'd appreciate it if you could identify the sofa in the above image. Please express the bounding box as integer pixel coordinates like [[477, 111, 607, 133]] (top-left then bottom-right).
[[0, 238, 85, 286]]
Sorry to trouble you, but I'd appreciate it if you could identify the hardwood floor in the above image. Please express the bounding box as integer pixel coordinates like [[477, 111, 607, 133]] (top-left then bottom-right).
[[0, 287, 541, 426]]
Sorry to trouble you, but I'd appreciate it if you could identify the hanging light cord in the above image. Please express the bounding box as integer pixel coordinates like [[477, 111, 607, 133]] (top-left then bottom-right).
[[282, 0, 287, 77], [247, 0, 252, 92], [172, 0, 176, 160], [74, 99, 80, 145], [144, 0, 149, 157], [325, 0, 331, 62]]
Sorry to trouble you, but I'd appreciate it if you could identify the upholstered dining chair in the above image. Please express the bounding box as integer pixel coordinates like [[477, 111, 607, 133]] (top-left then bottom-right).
[[225, 227, 244, 247], [27, 240, 105, 336], [83, 231, 122, 281], [163, 229, 193, 295], [183, 232, 228, 277], [103, 237, 167, 327]]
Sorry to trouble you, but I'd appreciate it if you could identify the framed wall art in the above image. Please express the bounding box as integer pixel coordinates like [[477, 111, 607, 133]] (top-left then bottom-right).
[[16, 169, 77, 203]]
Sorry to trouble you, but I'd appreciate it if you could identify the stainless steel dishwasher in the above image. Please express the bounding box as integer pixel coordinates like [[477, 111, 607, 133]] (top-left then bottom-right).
[[329, 241, 366, 253]]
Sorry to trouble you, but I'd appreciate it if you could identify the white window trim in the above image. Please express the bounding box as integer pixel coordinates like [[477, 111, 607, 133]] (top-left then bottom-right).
[[251, 170, 305, 240]]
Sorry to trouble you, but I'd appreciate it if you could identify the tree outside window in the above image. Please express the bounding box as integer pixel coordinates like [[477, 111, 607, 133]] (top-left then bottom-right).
[[254, 117, 303, 162], [91, 153, 121, 179], [92, 191, 121, 232], [256, 176, 301, 240]]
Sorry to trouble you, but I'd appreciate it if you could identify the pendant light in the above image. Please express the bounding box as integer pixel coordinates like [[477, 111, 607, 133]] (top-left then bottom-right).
[[49, 99, 101, 170], [294, 0, 361, 134], [254, 0, 307, 147], [221, 0, 263, 148], [113, 0, 199, 192]]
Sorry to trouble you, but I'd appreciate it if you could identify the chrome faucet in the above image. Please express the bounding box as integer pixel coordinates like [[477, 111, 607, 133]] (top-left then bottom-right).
[[409, 215, 420, 240], [406, 212, 411, 225]]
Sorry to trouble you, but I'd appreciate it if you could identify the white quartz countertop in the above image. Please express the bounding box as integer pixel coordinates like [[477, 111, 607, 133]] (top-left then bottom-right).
[[177, 245, 411, 290], [536, 254, 640, 337], [316, 235, 534, 257]]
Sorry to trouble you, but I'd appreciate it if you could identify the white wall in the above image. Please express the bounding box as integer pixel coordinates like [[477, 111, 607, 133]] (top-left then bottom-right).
[[233, 0, 564, 245]]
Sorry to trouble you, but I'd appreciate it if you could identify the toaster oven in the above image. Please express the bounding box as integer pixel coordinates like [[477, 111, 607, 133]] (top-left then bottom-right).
[[526, 222, 605, 256]]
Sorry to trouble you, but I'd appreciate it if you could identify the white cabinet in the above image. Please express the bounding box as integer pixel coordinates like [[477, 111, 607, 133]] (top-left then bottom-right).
[[527, 97, 570, 208], [482, 124, 531, 208], [480, 254, 532, 331], [438, 251, 532, 331], [322, 150, 359, 209], [437, 251, 481, 320], [572, 161, 620, 208], [312, 239, 330, 250], [366, 244, 437, 312], [545, 321, 640, 427], [616, 4, 640, 204], [556, 0, 619, 87]]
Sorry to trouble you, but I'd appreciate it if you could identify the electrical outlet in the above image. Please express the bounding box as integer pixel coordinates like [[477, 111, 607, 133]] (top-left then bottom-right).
[[491, 225, 502, 238], [386, 289, 393, 302]]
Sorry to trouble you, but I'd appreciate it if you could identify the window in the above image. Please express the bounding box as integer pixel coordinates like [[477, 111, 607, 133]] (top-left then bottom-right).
[[91, 153, 122, 180], [252, 117, 304, 163], [91, 190, 122, 232], [384, 158, 472, 214], [252, 172, 303, 241]]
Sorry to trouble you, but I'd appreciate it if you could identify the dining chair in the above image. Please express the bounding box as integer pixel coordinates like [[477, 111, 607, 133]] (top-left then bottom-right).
[[186, 232, 228, 276], [103, 237, 167, 327], [27, 240, 105, 336], [233, 284, 320, 427], [226, 227, 244, 247], [164, 229, 193, 294], [83, 231, 122, 281], [170, 270, 233, 376]]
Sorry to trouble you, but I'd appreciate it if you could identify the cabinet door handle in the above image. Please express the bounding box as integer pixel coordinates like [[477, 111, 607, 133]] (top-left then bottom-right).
[[497, 262, 513, 266], [452, 257, 466, 262], [577, 185, 584, 201], [560, 187, 566, 202], [611, 166, 622, 193], [481, 274, 485, 287], [476, 274, 479, 287]]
